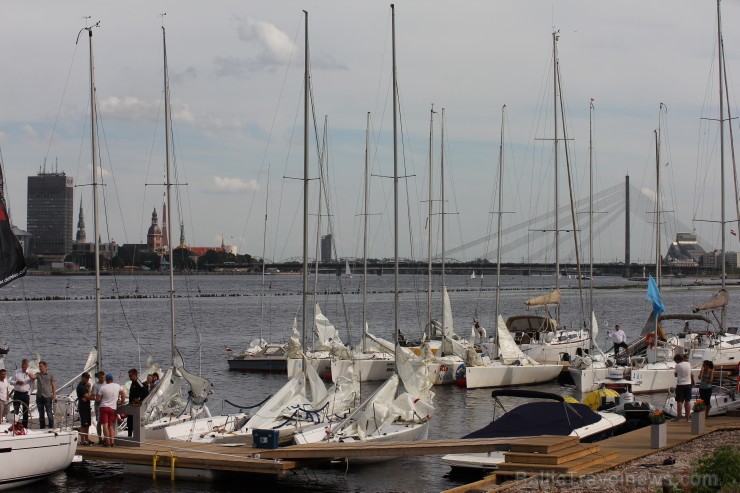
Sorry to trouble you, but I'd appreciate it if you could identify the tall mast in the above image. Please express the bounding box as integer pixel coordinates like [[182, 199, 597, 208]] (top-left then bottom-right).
[[392, 3, 399, 362], [655, 106, 662, 288], [86, 24, 102, 371], [552, 31, 560, 324], [163, 26, 176, 365], [440, 107, 446, 355], [589, 100, 594, 352], [311, 116, 326, 348], [426, 105, 434, 341], [495, 105, 505, 318], [302, 10, 309, 351], [718, 0, 727, 316], [260, 165, 270, 342], [362, 112, 370, 354]]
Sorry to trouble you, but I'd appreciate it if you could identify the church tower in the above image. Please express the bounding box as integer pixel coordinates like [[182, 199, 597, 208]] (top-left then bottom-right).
[[146, 208, 163, 251], [161, 199, 169, 249], [75, 201, 86, 243]]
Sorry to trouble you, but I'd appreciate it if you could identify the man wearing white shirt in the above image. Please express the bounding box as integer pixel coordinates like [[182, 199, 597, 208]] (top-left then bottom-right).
[[0, 369, 9, 422], [610, 324, 629, 356], [674, 354, 694, 421], [11, 359, 33, 427]]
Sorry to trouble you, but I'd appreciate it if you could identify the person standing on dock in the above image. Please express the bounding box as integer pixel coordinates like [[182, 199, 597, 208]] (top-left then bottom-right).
[[76, 372, 93, 445], [91, 371, 105, 444], [0, 369, 9, 422], [674, 354, 694, 422], [126, 368, 148, 438], [698, 360, 714, 418], [29, 361, 56, 429], [96, 373, 125, 447], [11, 359, 33, 428], [610, 325, 629, 356]]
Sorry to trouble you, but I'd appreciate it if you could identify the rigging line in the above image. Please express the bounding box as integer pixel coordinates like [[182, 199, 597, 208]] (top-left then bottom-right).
[[693, 35, 719, 221], [44, 37, 81, 164], [95, 100, 148, 354]]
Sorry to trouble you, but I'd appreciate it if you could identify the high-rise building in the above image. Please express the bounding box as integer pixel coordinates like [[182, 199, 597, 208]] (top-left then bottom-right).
[[27, 171, 74, 256], [321, 233, 333, 263]]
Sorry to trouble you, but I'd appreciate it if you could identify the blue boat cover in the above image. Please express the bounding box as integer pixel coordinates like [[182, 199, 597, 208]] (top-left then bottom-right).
[[463, 402, 602, 439]]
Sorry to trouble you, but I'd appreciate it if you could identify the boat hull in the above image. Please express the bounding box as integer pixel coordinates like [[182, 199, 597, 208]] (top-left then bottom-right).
[[464, 364, 562, 389], [332, 358, 395, 382], [0, 429, 77, 490], [227, 357, 287, 372]]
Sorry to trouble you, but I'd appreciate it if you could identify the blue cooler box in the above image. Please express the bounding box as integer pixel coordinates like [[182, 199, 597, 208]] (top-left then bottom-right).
[[253, 429, 279, 449]]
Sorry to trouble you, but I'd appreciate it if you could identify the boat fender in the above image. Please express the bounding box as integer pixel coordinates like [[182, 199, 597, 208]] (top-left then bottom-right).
[[514, 359, 521, 366], [455, 364, 466, 381], [646, 333, 657, 349], [544, 333, 554, 343]]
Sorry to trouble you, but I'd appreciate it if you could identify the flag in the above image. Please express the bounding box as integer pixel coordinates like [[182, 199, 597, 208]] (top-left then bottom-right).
[[0, 199, 26, 288], [731, 229, 737, 237], [646, 275, 665, 318]]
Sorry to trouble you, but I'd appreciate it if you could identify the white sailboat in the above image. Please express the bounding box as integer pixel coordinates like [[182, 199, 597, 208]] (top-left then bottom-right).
[[345, 259, 352, 279], [459, 105, 561, 389]]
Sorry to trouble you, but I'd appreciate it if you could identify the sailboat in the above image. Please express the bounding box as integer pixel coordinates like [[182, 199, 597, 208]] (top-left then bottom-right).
[[678, 0, 740, 370], [458, 105, 562, 390], [303, 6, 433, 457], [345, 259, 352, 279], [470, 270, 476, 280], [227, 165, 289, 372], [505, 32, 589, 365]]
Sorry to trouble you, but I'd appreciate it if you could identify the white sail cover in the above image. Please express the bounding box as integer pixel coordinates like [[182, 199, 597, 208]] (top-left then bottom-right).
[[243, 375, 307, 430], [314, 303, 343, 350], [304, 354, 327, 405], [693, 289, 729, 313], [364, 332, 434, 404], [524, 289, 560, 307], [316, 359, 360, 416], [591, 311, 599, 341], [496, 315, 537, 365], [464, 327, 483, 367], [442, 286, 454, 338], [339, 375, 399, 439]]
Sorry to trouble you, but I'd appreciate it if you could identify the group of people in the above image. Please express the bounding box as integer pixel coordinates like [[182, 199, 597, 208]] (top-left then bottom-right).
[[674, 354, 715, 420], [75, 368, 160, 447], [0, 359, 57, 429]]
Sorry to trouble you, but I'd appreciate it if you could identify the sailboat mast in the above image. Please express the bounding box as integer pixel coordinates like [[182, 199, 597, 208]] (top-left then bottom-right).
[[427, 105, 434, 341], [655, 107, 662, 288], [311, 116, 326, 349], [589, 100, 594, 352], [440, 107, 446, 355], [260, 165, 270, 342], [392, 3, 399, 358], [87, 26, 102, 371], [495, 105, 505, 319], [162, 26, 176, 365], [552, 32, 560, 324], [362, 112, 370, 354], [718, 0, 727, 307], [302, 10, 309, 351]]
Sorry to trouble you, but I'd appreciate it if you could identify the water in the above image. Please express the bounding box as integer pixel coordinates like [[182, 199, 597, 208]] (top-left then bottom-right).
[[0, 273, 735, 492]]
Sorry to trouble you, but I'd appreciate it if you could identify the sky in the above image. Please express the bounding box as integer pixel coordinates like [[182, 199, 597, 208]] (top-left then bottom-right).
[[1, 0, 738, 264]]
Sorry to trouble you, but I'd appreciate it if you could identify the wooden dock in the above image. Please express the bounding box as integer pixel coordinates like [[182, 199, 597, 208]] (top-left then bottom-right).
[[442, 415, 740, 493], [75, 435, 571, 480]]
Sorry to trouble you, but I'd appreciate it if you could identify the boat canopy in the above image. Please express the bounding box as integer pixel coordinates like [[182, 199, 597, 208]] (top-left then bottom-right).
[[693, 289, 729, 313], [524, 289, 560, 307], [463, 401, 601, 439], [491, 389, 564, 402], [505, 315, 558, 333]]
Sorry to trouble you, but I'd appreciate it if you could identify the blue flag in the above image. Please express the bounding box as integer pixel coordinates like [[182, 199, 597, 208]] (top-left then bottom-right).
[[646, 275, 665, 317]]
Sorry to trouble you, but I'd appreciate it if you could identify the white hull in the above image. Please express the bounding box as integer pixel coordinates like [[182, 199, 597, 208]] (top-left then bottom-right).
[[464, 364, 562, 389], [629, 364, 700, 394], [324, 421, 429, 464], [664, 386, 740, 417], [520, 335, 590, 364], [0, 429, 77, 490], [427, 358, 465, 386], [331, 357, 395, 382], [287, 357, 332, 379]]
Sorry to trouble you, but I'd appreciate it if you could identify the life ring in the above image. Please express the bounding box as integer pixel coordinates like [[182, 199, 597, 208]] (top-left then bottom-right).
[[646, 333, 657, 349]]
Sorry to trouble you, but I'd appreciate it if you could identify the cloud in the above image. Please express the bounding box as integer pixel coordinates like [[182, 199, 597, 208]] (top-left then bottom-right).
[[214, 16, 347, 77], [88, 163, 110, 178], [640, 186, 657, 202], [21, 123, 38, 140], [171, 67, 198, 84], [0, 131, 5, 143], [207, 176, 258, 194]]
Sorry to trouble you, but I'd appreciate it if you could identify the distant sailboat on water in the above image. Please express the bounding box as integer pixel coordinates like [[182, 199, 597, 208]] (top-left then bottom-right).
[[345, 258, 352, 279], [470, 270, 476, 280]]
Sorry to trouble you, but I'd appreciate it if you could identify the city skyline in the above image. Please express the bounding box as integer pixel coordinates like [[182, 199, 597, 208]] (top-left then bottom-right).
[[0, 1, 738, 264]]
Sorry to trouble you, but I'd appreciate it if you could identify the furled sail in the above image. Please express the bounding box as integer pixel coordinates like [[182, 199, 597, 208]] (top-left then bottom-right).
[[693, 289, 729, 313], [496, 315, 537, 365], [314, 303, 343, 349], [0, 170, 26, 287], [524, 289, 560, 307]]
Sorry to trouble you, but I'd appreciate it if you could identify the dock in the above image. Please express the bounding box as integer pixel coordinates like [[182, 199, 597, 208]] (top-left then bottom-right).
[[442, 415, 740, 493]]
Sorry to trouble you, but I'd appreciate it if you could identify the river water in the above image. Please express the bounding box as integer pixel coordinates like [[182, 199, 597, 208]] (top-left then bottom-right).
[[1, 272, 736, 492]]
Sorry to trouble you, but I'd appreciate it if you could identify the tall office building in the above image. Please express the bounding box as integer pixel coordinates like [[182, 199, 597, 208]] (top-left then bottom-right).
[[321, 233, 333, 263], [27, 171, 74, 256]]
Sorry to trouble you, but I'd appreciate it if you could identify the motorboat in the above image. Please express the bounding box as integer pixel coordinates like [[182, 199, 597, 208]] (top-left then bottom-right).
[[441, 389, 625, 472], [226, 340, 288, 372], [663, 384, 740, 418]]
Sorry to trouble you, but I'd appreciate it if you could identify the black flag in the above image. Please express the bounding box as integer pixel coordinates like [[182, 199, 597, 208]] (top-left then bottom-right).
[[0, 199, 26, 287]]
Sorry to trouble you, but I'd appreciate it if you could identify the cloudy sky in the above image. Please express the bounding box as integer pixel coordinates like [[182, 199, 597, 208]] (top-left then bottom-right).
[[0, 0, 738, 264]]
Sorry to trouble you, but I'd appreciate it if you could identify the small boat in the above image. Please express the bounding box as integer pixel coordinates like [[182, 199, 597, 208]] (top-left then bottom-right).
[[470, 270, 476, 280], [663, 384, 740, 418], [441, 389, 625, 472]]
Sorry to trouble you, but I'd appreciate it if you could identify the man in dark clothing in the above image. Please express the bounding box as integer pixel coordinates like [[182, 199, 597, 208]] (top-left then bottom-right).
[[76, 372, 93, 445], [126, 368, 148, 438]]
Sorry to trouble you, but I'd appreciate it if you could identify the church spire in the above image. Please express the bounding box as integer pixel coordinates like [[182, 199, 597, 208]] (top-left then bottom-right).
[[76, 201, 87, 243]]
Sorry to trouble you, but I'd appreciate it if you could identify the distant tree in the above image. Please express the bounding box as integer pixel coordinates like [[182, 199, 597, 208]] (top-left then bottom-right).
[[172, 247, 196, 270]]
